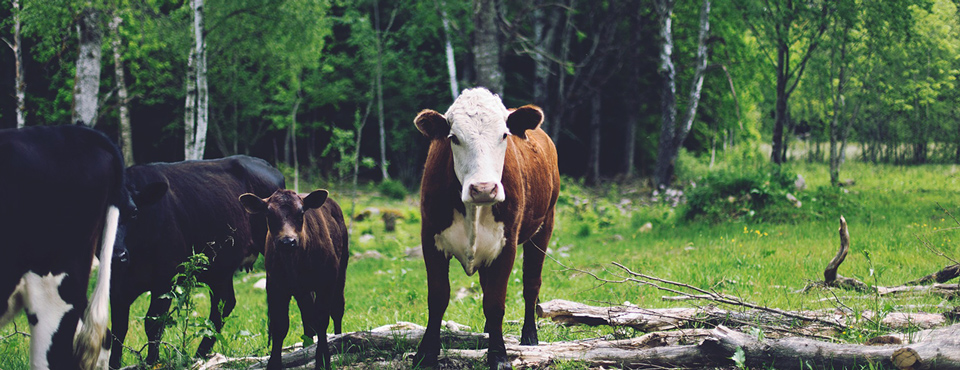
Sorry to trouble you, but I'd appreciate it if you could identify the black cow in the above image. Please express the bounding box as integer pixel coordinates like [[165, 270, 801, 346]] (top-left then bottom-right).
[[239, 189, 348, 370], [109, 155, 284, 368], [0, 125, 129, 369]]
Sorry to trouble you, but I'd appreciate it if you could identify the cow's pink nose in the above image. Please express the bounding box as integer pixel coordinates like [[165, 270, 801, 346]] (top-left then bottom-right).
[[469, 182, 498, 202]]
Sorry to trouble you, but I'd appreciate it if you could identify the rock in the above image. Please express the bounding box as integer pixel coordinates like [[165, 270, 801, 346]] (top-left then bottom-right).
[[840, 178, 856, 187], [352, 250, 384, 261], [405, 246, 424, 260], [795, 174, 807, 192], [442, 320, 471, 332], [638, 222, 653, 233], [253, 278, 267, 290], [359, 234, 375, 243], [786, 193, 802, 208]]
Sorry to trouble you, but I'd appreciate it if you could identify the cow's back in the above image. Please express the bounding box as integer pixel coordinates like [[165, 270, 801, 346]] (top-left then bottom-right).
[[503, 127, 560, 240], [124, 155, 284, 283]]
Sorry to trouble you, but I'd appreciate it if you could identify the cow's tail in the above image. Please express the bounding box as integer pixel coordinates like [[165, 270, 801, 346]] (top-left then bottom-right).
[[74, 205, 120, 370]]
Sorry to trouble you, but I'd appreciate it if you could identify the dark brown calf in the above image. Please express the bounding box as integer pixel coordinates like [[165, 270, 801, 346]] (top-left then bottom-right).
[[412, 88, 560, 369], [240, 189, 348, 370]]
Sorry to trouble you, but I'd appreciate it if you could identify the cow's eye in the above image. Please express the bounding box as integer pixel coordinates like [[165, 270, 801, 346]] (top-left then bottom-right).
[[449, 135, 461, 145], [502, 133, 509, 140]]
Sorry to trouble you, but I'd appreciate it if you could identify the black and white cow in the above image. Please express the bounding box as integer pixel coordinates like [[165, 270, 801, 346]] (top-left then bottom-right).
[[0, 124, 129, 369]]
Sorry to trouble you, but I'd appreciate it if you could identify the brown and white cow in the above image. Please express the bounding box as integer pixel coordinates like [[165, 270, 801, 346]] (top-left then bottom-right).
[[239, 189, 348, 370], [412, 88, 560, 370]]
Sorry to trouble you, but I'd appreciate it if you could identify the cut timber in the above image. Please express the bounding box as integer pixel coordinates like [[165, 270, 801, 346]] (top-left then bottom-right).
[[906, 264, 960, 285], [704, 324, 960, 370], [537, 299, 948, 331]]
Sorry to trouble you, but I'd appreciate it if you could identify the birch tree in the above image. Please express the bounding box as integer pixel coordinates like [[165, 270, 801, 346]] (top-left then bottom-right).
[[72, 5, 103, 127], [3, 0, 26, 128], [436, 0, 459, 101], [184, 0, 208, 160], [653, 0, 711, 188], [110, 14, 134, 165]]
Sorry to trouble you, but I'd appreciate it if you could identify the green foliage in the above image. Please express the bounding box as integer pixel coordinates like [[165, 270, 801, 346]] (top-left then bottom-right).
[[378, 179, 407, 200], [156, 252, 218, 367], [683, 163, 799, 223]]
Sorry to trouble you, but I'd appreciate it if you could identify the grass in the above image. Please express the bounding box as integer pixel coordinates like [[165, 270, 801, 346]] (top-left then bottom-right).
[[1, 161, 958, 369]]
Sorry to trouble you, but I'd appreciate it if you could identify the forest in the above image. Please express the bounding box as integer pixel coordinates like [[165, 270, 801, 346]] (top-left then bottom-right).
[[2, 0, 957, 188]]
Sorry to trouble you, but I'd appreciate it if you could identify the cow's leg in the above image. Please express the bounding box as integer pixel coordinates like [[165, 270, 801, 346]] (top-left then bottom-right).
[[266, 283, 291, 370], [313, 295, 332, 370], [143, 292, 172, 365], [412, 241, 451, 368], [520, 220, 553, 346], [108, 293, 133, 369], [195, 277, 237, 358], [23, 271, 83, 370], [294, 291, 318, 340], [479, 245, 518, 370]]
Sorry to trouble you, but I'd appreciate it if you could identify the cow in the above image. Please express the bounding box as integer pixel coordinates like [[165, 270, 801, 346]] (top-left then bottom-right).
[[411, 88, 560, 370], [239, 189, 348, 370], [109, 155, 285, 369], [0, 124, 129, 369]]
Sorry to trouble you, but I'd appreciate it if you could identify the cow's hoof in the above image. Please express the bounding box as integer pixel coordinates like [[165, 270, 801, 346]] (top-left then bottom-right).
[[487, 352, 513, 370], [411, 351, 439, 368], [519, 329, 538, 346]]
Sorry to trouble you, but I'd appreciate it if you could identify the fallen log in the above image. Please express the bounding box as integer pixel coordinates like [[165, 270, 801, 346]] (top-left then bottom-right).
[[537, 299, 948, 332]]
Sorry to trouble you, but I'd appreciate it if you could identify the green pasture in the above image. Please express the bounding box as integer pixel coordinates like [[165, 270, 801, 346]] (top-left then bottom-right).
[[1, 161, 958, 369]]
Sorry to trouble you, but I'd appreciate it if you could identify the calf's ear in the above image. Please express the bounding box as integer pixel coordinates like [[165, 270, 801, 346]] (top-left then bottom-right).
[[303, 189, 329, 210], [414, 110, 450, 140], [239, 193, 267, 214], [506, 105, 544, 139], [134, 181, 168, 207]]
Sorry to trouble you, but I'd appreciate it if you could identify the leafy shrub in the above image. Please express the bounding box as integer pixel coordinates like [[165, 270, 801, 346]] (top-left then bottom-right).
[[683, 165, 801, 223], [378, 179, 407, 200]]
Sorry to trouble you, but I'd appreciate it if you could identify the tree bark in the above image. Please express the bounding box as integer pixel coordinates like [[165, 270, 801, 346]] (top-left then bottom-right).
[[374, 0, 390, 180], [549, 0, 574, 142], [436, 0, 459, 101], [110, 15, 134, 165], [72, 6, 103, 127], [472, 0, 503, 95], [7, 0, 26, 128], [184, 49, 197, 160], [532, 0, 560, 133], [829, 27, 849, 187], [184, 0, 207, 160], [654, 0, 710, 188], [587, 93, 601, 185], [290, 95, 301, 193]]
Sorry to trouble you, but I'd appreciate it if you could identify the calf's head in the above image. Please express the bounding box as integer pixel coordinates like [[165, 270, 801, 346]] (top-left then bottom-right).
[[239, 189, 328, 250], [415, 87, 543, 206]]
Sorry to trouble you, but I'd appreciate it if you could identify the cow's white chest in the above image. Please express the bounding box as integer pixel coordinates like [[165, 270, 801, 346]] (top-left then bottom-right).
[[435, 205, 506, 276], [1, 271, 73, 370]]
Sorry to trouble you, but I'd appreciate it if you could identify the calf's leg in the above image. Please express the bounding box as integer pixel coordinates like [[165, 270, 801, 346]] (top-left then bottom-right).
[[313, 297, 332, 370], [294, 291, 318, 340], [266, 284, 291, 370], [108, 295, 133, 369]]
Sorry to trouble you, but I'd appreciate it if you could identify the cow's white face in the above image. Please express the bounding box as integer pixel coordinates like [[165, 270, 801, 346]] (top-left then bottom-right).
[[416, 88, 544, 206]]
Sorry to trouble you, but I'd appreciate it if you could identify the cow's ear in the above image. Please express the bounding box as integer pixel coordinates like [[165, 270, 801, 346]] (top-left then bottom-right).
[[134, 181, 167, 207], [303, 189, 329, 210], [414, 110, 449, 140], [239, 193, 267, 214], [507, 105, 544, 139]]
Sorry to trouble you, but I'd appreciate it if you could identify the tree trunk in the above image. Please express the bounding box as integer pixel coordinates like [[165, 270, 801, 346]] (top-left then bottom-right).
[[549, 0, 574, 142], [184, 49, 197, 160], [290, 95, 301, 193], [587, 93, 601, 185], [7, 0, 26, 128], [654, 0, 709, 188], [436, 0, 459, 101], [374, 0, 390, 180], [194, 0, 208, 160], [72, 6, 103, 127], [472, 0, 503, 95], [184, 0, 207, 160], [772, 40, 789, 164], [624, 107, 638, 178], [110, 16, 134, 165], [532, 0, 560, 133], [828, 33, 847, 187]]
